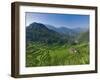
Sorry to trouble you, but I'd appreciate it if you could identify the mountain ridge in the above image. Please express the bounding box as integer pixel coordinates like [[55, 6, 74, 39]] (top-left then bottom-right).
[[26, 22, 68, 44], [26, 22, 89, 44]]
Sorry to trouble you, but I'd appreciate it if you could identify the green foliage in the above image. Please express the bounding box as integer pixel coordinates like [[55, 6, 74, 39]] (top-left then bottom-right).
[[26, 42, 89, 67]]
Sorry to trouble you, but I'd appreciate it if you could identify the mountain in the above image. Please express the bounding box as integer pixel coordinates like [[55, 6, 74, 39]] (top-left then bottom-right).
[[46, 24, 88, 35], [46, 25, 77, 37], [26, 22, 68, 44], [56, 27, 77, 36], [26, 22, 89, 45]]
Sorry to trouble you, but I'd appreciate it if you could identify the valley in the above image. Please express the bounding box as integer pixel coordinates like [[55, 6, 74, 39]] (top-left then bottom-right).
[[26, 22, 89, 67]]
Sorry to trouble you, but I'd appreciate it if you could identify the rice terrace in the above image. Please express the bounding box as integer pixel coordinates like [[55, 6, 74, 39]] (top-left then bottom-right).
[[25, 12, 90, 67]]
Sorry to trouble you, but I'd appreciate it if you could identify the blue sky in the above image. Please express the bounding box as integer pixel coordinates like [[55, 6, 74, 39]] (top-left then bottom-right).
[[25, 12, 89, 29]]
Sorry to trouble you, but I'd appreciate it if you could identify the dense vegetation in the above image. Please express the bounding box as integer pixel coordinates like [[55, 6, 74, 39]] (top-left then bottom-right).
[[26, 22, 89, 67]]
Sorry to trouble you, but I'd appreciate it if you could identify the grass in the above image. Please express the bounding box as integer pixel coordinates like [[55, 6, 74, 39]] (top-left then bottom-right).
[[26, 42, 89, 67]]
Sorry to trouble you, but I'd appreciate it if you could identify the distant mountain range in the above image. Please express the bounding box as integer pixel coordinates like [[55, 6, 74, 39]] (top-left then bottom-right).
[[46, 24, 76, 36], [26, 22, 89, 44], [46, 24, 88, 35]]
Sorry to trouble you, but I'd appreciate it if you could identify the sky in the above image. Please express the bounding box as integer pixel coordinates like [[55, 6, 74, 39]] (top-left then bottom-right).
[[25, 12, 89, 29]]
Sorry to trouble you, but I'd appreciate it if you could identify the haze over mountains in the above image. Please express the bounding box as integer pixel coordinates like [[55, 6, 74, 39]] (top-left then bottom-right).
[[46, 24, 88, 34], [26, 22, 89, 44]]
